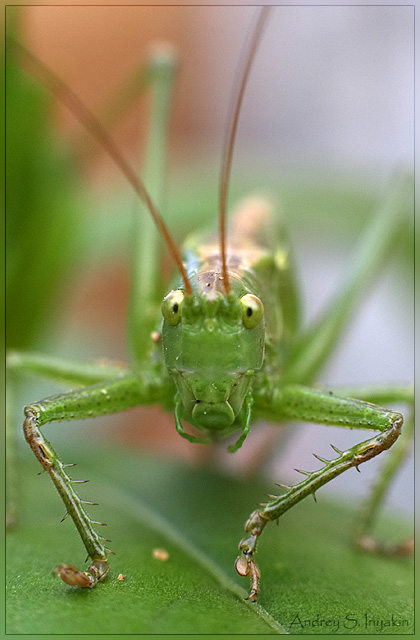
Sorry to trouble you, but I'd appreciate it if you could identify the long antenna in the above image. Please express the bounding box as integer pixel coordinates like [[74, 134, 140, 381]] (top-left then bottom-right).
[[218, 6, 272, 294], [11, 39, 193, 296]]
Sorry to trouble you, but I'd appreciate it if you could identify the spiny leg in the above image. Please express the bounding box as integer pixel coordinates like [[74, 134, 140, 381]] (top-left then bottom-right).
[[239, 174, 412, 490], [237, 384, 404, 601], [6, 352, 130, 526], [353, 413, 413, 556], [7, 45, 177, 528], [336, 385, 414, 555], [23, 373, 170, 587]]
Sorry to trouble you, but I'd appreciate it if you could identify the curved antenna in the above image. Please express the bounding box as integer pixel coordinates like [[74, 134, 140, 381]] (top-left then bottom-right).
[[11, 39, 193, 296], [219, 6, 272, 294]]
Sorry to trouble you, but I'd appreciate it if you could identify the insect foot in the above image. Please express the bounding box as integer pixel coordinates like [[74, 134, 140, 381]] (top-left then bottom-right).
[[235, 553, 261, 602], [353, 534, 414, 557], [53, 559, 109, 588], [235, 509, 269, 601]]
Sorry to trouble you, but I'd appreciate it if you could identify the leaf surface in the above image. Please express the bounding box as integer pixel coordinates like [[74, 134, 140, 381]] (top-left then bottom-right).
[[6, 445, 413, 635]]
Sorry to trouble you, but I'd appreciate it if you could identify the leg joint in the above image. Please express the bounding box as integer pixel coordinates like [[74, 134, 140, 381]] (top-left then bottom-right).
[[23, 404, 54, 468]]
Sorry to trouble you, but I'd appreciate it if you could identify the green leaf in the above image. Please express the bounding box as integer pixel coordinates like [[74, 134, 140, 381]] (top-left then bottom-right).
[[6, 444, 413, 634]]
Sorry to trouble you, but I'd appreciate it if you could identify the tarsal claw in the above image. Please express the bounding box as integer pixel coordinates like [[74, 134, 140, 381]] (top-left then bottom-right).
[[53, 564, 94, 587]]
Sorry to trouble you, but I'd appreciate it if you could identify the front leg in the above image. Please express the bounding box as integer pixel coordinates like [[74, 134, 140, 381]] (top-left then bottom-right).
[[236, 384, 404, 601], [23, 372, 170, 587]]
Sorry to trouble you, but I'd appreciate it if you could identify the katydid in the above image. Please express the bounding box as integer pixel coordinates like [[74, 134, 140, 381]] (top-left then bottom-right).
[[7, 6, 413, 604]]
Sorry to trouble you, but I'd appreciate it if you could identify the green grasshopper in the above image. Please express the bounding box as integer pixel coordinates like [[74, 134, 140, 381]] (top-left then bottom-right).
[[7, 6, 413, 603]]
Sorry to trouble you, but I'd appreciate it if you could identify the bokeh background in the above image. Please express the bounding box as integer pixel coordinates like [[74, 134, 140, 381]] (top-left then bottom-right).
[[7, 5, 413, 521]]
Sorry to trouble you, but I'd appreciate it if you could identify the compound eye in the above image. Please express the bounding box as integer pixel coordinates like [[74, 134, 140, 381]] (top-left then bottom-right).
[[240, 294, 264, 329], [162, 290, 184, 326]]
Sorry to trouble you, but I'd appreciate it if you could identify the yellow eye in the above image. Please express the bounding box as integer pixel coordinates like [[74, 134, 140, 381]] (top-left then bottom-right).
[[240, 294, 264, 329], [162, 290, 184, 326]]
